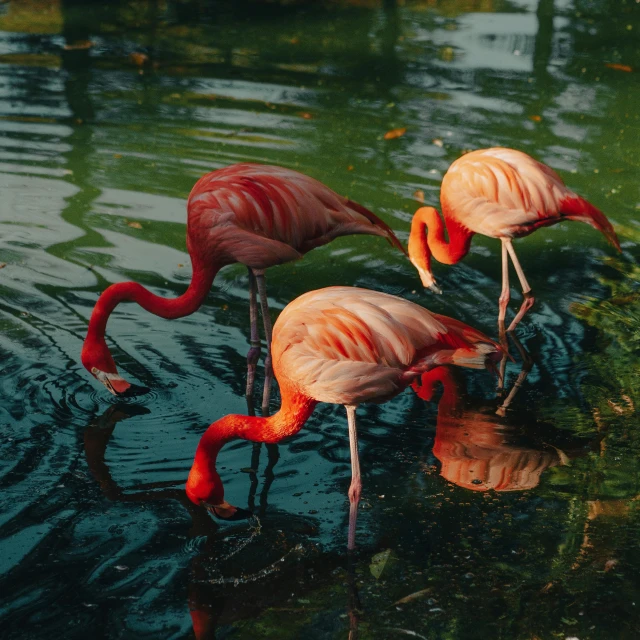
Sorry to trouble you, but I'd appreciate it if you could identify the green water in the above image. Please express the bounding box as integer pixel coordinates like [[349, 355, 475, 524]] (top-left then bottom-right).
[[0, 0, 639, 638]]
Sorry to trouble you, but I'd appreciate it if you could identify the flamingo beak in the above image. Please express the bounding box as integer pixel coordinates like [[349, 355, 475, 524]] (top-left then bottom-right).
[[92, 368, 149, 397], [413, 263, 442, 294], [203, 500, 252, 521]]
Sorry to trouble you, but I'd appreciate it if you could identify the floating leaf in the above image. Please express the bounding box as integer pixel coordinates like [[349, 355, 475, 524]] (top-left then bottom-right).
[[393, 588, 432, 605], [0, 262, 6, 269], [413, 189, 425, 203], [127, 221, 143, 229], [370, 548, 393, 579], [384, 127, 406, 140], [432, 138, 443, 147], [64, 40, 94, 51], [129, 52, 149, 67], [298, 112, 313, 119], [605, 63, 633, 72], [529, 115, 542, 122]]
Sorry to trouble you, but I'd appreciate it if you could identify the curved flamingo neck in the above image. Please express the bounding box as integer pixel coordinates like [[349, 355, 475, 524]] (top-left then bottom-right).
[[409, 207, 473, 271], [187, 383, 317, 505], [82, 256, 220, 373], [413, 367, 461, 409]]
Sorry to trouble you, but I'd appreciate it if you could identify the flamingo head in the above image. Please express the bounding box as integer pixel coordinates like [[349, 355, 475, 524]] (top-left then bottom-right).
[[408, 206, 442, 294], [81, 338, 146, 397], [186, 417, 252, 521]]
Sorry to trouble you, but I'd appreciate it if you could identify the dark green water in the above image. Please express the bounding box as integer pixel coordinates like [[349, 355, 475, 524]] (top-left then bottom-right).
[[0, 0, 639, 638]]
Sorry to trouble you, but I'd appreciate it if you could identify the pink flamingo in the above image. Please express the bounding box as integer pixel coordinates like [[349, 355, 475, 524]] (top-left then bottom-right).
[[186, 286, 502, 549], [408, 148, 621, 335], [81, 164, 405, 409]]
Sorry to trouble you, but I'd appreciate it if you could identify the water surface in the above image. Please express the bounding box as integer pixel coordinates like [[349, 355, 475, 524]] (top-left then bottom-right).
[[0, 0, 639, 638]]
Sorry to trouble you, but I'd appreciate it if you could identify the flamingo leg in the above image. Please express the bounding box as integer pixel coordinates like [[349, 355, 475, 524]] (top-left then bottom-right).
[[259, 443, 280, 517], [497, 239, 511, 394], [505, 240, 535, 332], [255, 270, 274, 416], [245, 268, 261, 401], [496, 332, 533, 417], [346, 404, 362, 551]]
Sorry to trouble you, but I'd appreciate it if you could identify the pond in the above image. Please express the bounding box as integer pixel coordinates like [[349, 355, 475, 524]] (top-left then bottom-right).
[[0, 0, 639, 638]]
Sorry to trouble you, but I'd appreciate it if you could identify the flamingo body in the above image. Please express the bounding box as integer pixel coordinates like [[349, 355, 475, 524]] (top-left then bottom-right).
[[273, 287, 500, 406], [187, 163, 404, 268], [439, 148, 618, 242], [81, 164, 404, 396], [186, 287, 501, 548]]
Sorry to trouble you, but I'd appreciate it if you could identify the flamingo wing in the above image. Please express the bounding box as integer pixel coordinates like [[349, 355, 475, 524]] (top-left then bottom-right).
[[441, 148, 573, 238], [187, 164, 404, 269], [272, 287, 499, 406]]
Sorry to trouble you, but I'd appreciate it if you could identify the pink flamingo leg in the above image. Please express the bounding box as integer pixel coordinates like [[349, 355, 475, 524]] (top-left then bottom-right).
[[505, 240, 535, 332], [346, 405, 361, 551], [496, 331, 533, 416], [255, 270, 274, 416], [497, 239, 511, 393], [246, 268, 262, 401]]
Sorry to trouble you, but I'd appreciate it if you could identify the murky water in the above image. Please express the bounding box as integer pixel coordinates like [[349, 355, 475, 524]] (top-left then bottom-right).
[[0, 0, 639, 638]]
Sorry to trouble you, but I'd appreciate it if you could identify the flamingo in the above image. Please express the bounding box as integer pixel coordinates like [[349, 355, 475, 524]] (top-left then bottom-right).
[[81, 163, 405, 410], [186, 286, 502, 549], [408, 147, 621, 337]]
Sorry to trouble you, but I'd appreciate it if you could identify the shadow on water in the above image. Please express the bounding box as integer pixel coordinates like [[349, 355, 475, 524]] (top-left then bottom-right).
[[0, 0, 639, 637]]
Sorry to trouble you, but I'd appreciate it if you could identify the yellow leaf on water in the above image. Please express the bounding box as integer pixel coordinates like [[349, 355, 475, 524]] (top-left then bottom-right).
[[432, 138, 443, 147], [393, 588, 432, 606], [605, 63, 633, 72], [413, 189, 425, 203], [0, 262, 6, 269], [127, 221, 142, 229], [384, 127, 406, 140], [370, 549, 393, 579], [529, 115, 542, 122]]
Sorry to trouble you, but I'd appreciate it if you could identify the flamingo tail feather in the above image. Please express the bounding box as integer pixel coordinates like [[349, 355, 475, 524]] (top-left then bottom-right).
[[560, 196, 621, 251], [346, 199, 408, 255]]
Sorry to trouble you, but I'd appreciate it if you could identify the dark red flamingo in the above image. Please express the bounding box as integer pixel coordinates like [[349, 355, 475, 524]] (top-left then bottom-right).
[[81, 164, 405, 411]]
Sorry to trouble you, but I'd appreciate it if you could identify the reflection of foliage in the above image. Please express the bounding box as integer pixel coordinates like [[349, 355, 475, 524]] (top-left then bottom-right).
[[574, 257, 640, 357], [0, 0, 62, 34]]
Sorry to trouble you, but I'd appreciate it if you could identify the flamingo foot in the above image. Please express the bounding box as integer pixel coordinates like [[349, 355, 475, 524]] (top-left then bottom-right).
[[506, 292, 535, 333], [204, 500, 252, 521], [92, 368, 149, 397]]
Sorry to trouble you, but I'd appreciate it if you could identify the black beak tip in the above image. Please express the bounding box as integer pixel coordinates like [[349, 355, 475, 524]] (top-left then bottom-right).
[[207, 505, 253, 521], [118, 384, 151, 398]]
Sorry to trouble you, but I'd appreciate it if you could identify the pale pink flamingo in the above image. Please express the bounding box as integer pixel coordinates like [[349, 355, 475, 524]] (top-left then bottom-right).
[[185, 286, 502, 549], [408, 148, 621, 336], [81, 164, 405, 410]]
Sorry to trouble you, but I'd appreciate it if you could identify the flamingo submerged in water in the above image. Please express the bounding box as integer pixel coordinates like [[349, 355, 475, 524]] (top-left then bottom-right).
[[408, 147, 621, 336], [81, 164, 405, 409], [186, 286, 502, 549]]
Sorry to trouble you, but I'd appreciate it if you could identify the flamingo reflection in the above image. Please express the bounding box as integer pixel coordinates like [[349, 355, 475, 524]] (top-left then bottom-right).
[[83, 404, 319, 639], [414, 366, 586, 492]]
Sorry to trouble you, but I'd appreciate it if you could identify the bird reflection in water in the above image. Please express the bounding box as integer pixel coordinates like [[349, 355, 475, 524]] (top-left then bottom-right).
[[83, 403, 317, 640], [414, 365, 589, 492]]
